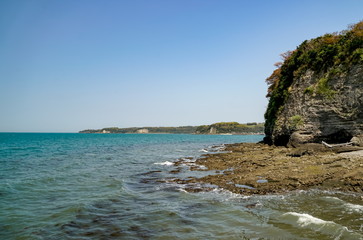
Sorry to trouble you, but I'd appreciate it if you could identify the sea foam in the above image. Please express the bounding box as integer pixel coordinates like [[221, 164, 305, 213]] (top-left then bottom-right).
[[323, 196, 363, 213], [279, 212, 355, 239], [154, 161, 174, 166], [344, 202, 363, 213], [282, 212, 332, 227]]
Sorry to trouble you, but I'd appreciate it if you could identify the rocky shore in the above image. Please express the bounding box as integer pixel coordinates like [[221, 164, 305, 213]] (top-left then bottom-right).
[[174, 143, 363, 195]]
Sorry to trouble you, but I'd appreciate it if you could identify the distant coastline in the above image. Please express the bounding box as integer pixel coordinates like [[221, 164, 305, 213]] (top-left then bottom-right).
[[79, 122, 264, 135]]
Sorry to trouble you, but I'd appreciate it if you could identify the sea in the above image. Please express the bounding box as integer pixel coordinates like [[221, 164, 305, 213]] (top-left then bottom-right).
[[0, 133, 362, 240]]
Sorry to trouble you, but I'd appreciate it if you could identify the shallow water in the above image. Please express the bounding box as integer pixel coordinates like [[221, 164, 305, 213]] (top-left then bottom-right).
[[0, 133, 362, 239]]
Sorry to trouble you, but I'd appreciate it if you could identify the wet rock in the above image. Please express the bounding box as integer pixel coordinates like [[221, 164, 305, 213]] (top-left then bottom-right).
[[180, 142, 363, 195]]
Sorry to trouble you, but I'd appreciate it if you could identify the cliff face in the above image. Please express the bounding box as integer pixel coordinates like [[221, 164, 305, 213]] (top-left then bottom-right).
[[264, 21, 363, 146], [271, 65, 363, 145]]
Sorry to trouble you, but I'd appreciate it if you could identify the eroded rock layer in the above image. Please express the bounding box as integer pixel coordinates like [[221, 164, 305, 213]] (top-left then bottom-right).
[[273, 65, 363, 146], [264, 21, 363, 146]]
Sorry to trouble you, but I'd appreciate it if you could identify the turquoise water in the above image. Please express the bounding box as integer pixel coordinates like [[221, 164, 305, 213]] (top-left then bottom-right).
[[0, 133, 362, 239]]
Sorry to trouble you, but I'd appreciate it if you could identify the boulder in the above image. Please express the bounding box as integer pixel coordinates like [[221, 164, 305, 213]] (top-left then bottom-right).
[[351, 135, 363, 147], [287, 131, 314, 148]]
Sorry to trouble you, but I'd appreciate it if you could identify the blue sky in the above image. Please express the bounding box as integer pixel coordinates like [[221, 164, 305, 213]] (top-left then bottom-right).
[[0, 0, 362, 132]]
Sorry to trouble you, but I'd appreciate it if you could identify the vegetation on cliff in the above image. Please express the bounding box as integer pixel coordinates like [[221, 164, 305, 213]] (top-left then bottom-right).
[[79, 126, 198, 134], [264, 21, 363, 144], [195, 122, 263, 134]]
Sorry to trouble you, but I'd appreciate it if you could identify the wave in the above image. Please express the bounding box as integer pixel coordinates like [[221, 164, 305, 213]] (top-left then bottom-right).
[[182, 162, 207, 170], [153, 161, 174, 166], [279, 212, 361, 239], [199, 144, 226, 153], [281, 212, 333, 227], [323, 196, 363, 213], [344, 202, 363, 213], [178, 157, 196, 163]]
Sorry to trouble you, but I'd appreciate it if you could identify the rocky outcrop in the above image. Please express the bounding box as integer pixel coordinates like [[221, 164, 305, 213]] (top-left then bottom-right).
[[173, 143, 363, 195], [273, 65, 363, 146], [264, 21, 363, 146]]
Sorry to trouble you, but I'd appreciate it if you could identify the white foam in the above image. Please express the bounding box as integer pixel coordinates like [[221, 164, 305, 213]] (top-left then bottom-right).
[[199, 149, 209, 153], [198, 165, 208, 170], [279, 212, 356, 239], [193, 187, 251, 202], [323, 196, 343, 202], [154, 161, 174, 166], [185, 162, 208, 170], [179, 157, 196, 163], [323, 196, 363, 213], [344, 202, 363, 213], [282, 212, 331, 227], [178, 188, 188, 193]]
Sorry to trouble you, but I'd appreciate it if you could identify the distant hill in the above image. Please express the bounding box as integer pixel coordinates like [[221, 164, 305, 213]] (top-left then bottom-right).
[[195, 122, 264, 135], [79, 122, 264, 135], [79, 126, 197, 134]]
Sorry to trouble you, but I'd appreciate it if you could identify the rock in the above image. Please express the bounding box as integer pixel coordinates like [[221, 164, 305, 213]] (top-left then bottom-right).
[[264, 22, 363, 146], [176, 142, 363, 195], [351, 135, 363, 146], [272, 65, 363, 145], [287, 131, 313, 148], [287, 149, 309, 157]]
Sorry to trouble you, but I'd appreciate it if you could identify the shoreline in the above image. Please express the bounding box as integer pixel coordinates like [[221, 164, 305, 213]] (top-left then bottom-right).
[[173, 142, 363, 195]]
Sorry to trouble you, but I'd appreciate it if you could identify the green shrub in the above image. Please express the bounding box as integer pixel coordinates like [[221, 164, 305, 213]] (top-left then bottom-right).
[[304, 86, 314, 95], [288, 115, 304, 130], [315, 77, 336, 98]]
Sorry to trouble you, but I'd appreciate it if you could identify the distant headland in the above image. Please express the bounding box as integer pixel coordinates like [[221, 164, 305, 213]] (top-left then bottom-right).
[[79, 122, 264, 135]]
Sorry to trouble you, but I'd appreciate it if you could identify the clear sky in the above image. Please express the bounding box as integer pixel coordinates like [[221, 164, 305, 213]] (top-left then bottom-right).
[[0, 0, 362, 132]]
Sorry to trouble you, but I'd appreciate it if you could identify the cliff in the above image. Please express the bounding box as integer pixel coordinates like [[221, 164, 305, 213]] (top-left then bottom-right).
[[264, 21, 363, 146]]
